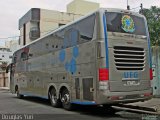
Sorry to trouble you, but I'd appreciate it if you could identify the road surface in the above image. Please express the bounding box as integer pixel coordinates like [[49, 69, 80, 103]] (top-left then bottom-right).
[[0, 90, 149, 120]]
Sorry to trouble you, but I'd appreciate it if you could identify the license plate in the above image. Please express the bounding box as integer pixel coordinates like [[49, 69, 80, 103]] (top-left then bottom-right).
[[123, 80, 140, 86]]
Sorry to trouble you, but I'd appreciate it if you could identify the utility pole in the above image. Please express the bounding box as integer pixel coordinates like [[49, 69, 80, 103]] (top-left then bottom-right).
[[140, 3, 143, 14], [127, 0, 130, 10]]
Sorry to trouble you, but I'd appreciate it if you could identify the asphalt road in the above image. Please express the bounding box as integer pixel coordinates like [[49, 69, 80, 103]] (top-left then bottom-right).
[[0, 90, 145, 120]]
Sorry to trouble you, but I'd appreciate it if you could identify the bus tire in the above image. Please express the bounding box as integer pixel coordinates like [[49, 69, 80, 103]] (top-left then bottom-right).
[[103, 105, 116, 114], [49, 88, 61, 108], [61, 88, 73, 110]]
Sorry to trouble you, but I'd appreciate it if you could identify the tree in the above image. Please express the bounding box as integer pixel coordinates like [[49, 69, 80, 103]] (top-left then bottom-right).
[[142, 6, 160, 46], [0, 62, 8, 71]]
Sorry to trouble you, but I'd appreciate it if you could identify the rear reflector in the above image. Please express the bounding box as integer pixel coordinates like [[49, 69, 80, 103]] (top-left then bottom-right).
[[110, 96, 119, 100], [99, 68, 109, 81], [150, 68, 153, 80], [144, 93, 152, 96]]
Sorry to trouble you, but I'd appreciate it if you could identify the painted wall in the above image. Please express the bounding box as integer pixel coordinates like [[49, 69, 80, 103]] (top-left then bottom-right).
[[5, 40, 20, 52], [40, 9, 82, 37], [67, 0, 100, 15], [0, 72, 9, 87]]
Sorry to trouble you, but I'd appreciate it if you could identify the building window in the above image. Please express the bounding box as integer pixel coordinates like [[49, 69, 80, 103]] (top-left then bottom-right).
[[29, 26, 40, 40], [9, 56, 12, 59], [23, 24, 26, 46], [59, 23, 66, 27]]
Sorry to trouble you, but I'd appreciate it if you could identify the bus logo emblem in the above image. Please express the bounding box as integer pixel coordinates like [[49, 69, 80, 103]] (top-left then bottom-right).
[[123, 71, 138, 79]]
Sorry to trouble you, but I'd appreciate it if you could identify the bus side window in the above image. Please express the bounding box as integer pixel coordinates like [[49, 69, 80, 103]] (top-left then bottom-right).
[[13, 56, 17, 63], [76, 14, 95, 43], [64, 28, 79, 48], [21, 52, 28, 61]]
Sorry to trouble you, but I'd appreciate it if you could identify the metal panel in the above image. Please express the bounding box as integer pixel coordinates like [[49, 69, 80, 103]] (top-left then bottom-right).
[[75, 78, 80, 99], [82, 78, 93, 101], [107, 36, 150, 92], [151, 46, 160, 96]]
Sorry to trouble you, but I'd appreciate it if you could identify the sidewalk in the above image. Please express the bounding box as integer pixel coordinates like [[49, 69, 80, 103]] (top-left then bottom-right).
[[130, 98, 160, 113], [0, 87, 10, 91]]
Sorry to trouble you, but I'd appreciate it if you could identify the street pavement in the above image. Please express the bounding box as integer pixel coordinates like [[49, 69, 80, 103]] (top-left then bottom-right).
[[0, 89, 159, 120], [130, 97, 160, 113]]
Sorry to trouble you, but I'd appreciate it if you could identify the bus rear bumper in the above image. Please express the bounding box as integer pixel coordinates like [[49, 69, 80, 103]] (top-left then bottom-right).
[[96, 89, 152, 105]]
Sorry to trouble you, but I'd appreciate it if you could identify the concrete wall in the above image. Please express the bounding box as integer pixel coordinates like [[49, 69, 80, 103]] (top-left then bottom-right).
[[0, 49, 12, 63], [40, 9, 82, 37], [26, 22, 30, 45], [19, 9, 82, 46], [20, 27, 23, 46], [0, 72, 9, 87], [67, 0, 99, 15], [7, 40, 20, 52]]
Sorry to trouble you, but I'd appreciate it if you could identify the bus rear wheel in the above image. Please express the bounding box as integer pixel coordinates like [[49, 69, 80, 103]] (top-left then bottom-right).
[[49, 88, 61, 108], [103, 105, 116, 114], [61, 88, 73, 110]]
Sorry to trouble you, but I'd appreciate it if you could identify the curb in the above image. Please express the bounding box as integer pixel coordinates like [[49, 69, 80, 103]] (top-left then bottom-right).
[[0, 87, 10, 91]]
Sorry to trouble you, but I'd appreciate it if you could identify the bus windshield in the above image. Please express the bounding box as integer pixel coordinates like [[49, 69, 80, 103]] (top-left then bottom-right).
[[105, 12, 146, 36]]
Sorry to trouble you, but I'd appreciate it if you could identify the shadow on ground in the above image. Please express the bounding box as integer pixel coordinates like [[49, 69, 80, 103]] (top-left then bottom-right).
[[11, 95, 142, 120]]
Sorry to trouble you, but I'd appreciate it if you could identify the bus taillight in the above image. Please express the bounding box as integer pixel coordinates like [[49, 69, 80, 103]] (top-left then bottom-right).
[[150, 68, 153, 80], [99, 68, 109, 81]]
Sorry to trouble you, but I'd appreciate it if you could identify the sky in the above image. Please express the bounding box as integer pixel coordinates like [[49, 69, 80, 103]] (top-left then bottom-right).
[[0, 0, 160, 46]]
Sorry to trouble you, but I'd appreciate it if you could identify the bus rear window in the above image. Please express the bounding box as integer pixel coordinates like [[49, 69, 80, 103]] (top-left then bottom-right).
[[105, 12, 146, 36]]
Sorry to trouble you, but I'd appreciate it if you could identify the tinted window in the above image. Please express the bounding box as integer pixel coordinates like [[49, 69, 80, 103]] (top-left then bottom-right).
[[106, 12, 146, 36], [62, 14, 96, 48], [76, 14, 95, 41], [64, 28, 79, 48], [21, 52, 28, 61]]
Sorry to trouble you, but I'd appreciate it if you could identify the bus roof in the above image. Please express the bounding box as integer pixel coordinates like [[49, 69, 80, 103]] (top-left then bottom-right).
[[14, 8, 145, 54]]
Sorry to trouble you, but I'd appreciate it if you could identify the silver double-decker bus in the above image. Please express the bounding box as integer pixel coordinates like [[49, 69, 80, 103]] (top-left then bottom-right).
[[8, 8, 153, 110]]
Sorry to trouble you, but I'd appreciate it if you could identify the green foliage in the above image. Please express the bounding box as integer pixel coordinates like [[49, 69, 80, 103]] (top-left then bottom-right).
[[142, 6, 160, 46], [0, 62, 8, 71]]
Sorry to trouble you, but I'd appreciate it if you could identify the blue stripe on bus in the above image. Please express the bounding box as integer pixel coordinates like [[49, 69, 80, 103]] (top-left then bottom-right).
[[21, 93, 48, 99], [144, 19, 152, 68], [103, 14, 109, 68], [71, 101, 96, 105]]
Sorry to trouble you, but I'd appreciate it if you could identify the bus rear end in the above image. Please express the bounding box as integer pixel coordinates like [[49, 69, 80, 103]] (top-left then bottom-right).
[[97, 9, 153, 105]]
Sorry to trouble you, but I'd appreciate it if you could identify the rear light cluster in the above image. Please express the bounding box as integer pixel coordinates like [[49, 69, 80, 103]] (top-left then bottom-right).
[[99, 68, 109, 81], [99, 68, 109, 90], [150, 68, 153, 80]]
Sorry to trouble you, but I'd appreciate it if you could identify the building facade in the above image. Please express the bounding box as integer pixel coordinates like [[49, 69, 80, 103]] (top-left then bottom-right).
[[19, 8, 82, 46], [19, 0, 99, 47], [67, 0, 99, 15], [0, 47, 12, 87], [5, 40, 21, 52]]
